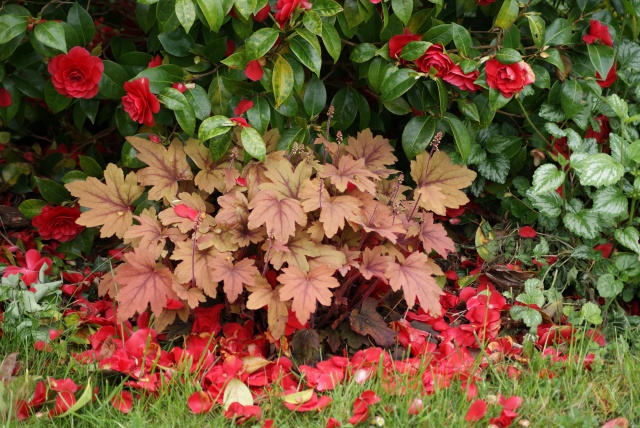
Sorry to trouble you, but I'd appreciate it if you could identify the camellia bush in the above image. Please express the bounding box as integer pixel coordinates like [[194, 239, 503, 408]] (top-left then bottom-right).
[[2, 0, 640, 421]]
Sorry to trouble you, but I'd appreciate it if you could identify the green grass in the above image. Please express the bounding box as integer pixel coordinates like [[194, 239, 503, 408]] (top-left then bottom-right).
[[2, 329, 639, 428]]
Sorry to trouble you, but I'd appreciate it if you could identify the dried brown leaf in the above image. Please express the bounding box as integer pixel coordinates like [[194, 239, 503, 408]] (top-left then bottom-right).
[[350, 298, 397, 347]]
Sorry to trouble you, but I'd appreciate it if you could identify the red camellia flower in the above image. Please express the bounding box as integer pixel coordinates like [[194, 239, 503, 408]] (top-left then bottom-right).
[[585, 115, 610, 142], [389, 29, 422, 59], [148, 54, 163, 68], [415, 44, 453, 76], [582, 20, 613, 47], [234, 99, 254, 116], [443, 65, 480, 92], [485, 59, 535, 98], [274, 0, 312, 28], [32, 205, 84, 241], [245, 60, 264, 81], [518, 226, 537, 238], [47, 46, 104, 99], [596, 64, 617, 88], [121, 77, 160, 127], [0, 87, 11, 107], [475, 0, 497, 5]]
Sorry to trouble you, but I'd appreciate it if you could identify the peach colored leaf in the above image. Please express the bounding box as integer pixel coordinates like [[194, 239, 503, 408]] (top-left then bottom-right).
[[246, 277, 288, 339], [385, 252, 442, 315], [416, 213, 456, 257], [158, 192, 211, 234], [278, 265, 340, 324], [338, 245, 360, 276], [114, 249, 178, 323], [171, 238, 226, 298], [247, 189, 307, 242], [184, 138, 224, 193], [127, 136, 193, 201], [360, 247, 392, 282], [242, 159, 269, 200], [265, 229, 320, 271], [153, 306, 190, 332], [172, 283, 206, 308], [410, 151, 477, 216], [66, 164, 143, 238], [215, 190, 250, 229], [98, 266, 120, 298], [209, 257, 259, 303], [124, 209, 186, 258], [321, 155, 378, 195], [308, 244, 347, 272], [345, 129, 398, 173], [319, 196, 362, 238], [353, 202, 404, 243], [261, 156, 312, 199]]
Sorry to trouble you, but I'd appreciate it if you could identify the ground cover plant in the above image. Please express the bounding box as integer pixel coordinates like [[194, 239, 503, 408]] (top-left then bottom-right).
[[1, 0, 640, 425]]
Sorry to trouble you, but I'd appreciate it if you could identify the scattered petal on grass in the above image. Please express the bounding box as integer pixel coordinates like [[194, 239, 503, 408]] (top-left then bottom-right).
[[224, 402, 262, 425], [49, 377, 79, 393], [360, 390, 381, 405], [602, 417, 629, 428], [408, 398, 423, 415], [51, 391, 77, 416], [111, 391, 133, 414], [283, 389, 332, 412], [188, 391, 213, 414], [465, 399, 487, 422], [326, 417, 342, 427]]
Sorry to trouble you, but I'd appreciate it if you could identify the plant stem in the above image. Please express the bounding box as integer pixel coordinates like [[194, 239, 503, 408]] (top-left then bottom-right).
[[517, 98, 550, 145]]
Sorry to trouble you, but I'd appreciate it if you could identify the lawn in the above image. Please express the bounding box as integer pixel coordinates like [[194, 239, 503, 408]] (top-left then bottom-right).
[[2, 327, 637, 427]]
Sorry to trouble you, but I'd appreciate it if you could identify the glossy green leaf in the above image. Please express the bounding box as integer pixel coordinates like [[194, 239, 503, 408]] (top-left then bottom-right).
[[381, 68, 416, 103], [525, 15, 545, 49], [560, 80, 585, 119], [272, 55, 294, 108], [175, 105, 196, 135], [349, 43, 377, 63], [391, 0, 413, 25], [436, 78, 448, 116], [199, 115, 234, 142], [44, 80, 72, 114], [400, 41, 430, 61], [158, 87, 190, 110], [184, 85, 211, 120], [402, 115, 437, 159], [35, 177, 72, 204], [321, 24, 341, 62], [195, 0, 223, 31], [495, 48, 522, 64], [67, 3, 95, 46], [544, 18, 572, 46], [312, 0, 343, 16], [331, 87, 358, 130], [79, 155, 104, 178], [135, 65, 185, 93], [247, 97, 270, 134], [452, 24, 471, 57], [175, 0, 196, 32], [235, 0, 258, 19], [246, 28, 279, 61], [241, 126, 266, 162], [98, 61, 128, 99], [587, 44, 615, 80], [303, 10, 323, 35], [34, 21, 67, 53], [18, 199, 47, 220], [494, 0, 518, 29], [0, 15, 27, 45], [289, 35, 322, 76], [442, 113, 471, 163], [303, 76, 327, 117]]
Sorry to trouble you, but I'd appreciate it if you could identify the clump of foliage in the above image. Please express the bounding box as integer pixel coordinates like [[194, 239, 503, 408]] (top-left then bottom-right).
[[2, 0, 640, 423]]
